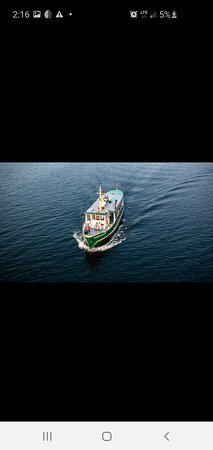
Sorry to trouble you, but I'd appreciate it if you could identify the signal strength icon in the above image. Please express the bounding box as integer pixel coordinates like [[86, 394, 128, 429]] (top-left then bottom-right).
[[150, 11, 157, 18]]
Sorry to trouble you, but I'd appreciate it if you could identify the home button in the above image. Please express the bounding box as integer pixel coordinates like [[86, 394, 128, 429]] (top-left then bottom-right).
[[102, 431, 112, 442]]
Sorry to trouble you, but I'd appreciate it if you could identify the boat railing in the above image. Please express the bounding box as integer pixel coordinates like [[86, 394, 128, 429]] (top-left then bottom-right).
[[83, 223, 107, 235]]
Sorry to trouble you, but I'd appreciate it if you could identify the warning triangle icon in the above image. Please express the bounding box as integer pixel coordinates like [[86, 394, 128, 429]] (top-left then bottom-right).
[[56, 11, 63, 18]]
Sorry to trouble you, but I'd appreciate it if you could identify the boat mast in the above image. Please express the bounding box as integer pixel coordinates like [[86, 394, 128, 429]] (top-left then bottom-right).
[[99, 186, 102, 211]]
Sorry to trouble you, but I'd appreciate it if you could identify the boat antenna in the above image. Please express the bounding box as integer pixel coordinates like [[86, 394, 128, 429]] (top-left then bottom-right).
[[99, 186, 102, 211]]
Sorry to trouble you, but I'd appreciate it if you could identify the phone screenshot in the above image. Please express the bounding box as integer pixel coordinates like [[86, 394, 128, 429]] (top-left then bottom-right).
[[3, 0, 212, 448]]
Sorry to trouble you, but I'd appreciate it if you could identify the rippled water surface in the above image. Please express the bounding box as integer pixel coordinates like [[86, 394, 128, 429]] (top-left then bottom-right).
[[0, 163, 213, 282]]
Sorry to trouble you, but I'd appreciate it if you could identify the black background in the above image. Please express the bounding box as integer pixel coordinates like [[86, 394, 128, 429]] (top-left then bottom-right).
[[1, 283, 212, 421], [6, 0, 206, 164], [2, 0, 212, 423]]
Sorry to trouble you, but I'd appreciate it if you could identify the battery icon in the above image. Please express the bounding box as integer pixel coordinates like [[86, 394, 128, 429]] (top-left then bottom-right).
[[172, 10, 177, 18]]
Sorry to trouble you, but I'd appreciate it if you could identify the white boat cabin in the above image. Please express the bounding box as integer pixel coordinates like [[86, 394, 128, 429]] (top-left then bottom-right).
[[84, 187, 123, 234]]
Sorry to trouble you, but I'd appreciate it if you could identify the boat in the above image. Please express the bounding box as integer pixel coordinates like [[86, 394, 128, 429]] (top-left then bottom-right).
[[82, 186, 124, 249]]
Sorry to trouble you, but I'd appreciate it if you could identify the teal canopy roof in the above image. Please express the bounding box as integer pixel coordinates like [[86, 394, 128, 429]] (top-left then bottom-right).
[[85, 189, 123, 214]]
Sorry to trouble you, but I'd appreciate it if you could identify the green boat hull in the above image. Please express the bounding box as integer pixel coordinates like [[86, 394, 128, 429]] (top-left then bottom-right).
[[83, 207, 124, 249]]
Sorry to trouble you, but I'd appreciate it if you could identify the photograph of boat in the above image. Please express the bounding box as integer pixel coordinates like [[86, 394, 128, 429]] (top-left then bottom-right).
[[0, 162, 213, 282], [82, 186, 124, 249]]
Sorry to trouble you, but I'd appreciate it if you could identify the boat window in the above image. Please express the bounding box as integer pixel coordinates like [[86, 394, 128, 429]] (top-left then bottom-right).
[[92, 214, 95, 220], [87, 214, 90, 221], [95, 215, 100, 220]]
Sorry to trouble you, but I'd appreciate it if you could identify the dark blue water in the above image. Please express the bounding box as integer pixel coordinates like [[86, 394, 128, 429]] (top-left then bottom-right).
[[0, 163, 213, 282]]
